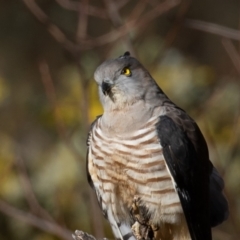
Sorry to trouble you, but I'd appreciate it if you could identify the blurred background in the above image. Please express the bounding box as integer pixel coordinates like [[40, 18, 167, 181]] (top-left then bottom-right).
[[0, 0, 239, 239]]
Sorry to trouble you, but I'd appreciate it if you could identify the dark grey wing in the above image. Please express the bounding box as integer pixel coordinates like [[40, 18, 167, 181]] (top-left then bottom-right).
[[209, 166, 229, 227], [156, 112, 212, 240], [166, 106, 229, 228]]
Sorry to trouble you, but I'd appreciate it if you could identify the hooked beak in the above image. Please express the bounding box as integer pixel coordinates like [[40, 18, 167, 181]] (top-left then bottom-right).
[[102, 80, 113, 96]]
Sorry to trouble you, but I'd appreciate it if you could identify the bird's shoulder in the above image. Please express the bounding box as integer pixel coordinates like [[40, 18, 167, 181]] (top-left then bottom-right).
[[158, 104, 209, 161]]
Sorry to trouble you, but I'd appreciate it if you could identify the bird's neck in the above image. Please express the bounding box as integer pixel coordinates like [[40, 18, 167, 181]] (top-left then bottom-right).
[[101, 100, 161, 135]]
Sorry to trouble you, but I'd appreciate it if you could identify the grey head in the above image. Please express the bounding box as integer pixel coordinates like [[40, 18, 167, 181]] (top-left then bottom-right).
[[94, 52, 166, 111]]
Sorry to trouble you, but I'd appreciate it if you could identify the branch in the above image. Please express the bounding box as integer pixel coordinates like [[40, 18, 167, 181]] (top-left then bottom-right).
[[23, 0, 180, 51], [103, 0, 141, 56], [185, 19, 240, 41], [0, 199, 111, 240], [39, 60, 82, 160], [22, 0, 79, 54], [76, 0, 89, 42], [55, 0, 107, 19], [164, 0, 191, 48], [116, 0, 130, 10], [222, 38, 240, 76], [72, 230, 108, 240], [82, 0, 181, 49], [127, 0, 148, 23], [15, 155, 55, 222], [150, 0, 190, 70], [55, 0, 129, 19], [0, 200, 72, 240], [55, 0, 79, 11]]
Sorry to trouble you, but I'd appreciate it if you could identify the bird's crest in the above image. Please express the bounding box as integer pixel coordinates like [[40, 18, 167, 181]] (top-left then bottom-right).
[[119, 51, 131, 58]]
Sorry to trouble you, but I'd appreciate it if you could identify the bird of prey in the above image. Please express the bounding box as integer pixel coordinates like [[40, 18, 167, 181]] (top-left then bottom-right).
[[86, 52, 229, 240]]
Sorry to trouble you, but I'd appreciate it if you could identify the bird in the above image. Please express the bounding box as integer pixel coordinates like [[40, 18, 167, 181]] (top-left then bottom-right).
[[86, 52, 229, 240]]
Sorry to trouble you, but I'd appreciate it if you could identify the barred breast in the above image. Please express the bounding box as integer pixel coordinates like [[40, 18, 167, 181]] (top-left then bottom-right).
[[88, 115, 183, 227]]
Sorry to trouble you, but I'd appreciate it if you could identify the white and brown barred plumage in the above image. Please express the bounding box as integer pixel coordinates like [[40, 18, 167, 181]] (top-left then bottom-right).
[[87, 52, 229, 240], [88, 113, 189, 240]]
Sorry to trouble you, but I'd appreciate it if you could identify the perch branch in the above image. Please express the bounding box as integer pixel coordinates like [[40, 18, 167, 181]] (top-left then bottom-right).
[[0, 200, 72, 240]]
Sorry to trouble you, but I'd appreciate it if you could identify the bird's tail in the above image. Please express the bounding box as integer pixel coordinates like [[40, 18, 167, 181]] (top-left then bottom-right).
[[209, 167, 229, 227], [107, 208, 136, 240]]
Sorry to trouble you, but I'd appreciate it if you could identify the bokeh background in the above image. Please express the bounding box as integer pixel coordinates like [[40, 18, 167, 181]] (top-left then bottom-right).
[[0, 0, 239, 239]]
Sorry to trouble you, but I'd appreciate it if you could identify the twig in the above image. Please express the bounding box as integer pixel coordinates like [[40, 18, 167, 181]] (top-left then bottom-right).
[[22, 0, 79, 54], [83, 0, 181, 49], [55, 0, 80, 11], [164, 0, 191, 48], [130, 0, 147, 22], [129, 0, 181, 31], [76, 0, 89, 42], [222, 38, 240, 76], [103, 0, 139, 56], [15, 155, 55, 222], [55, 0, 107, 19], [23, 0, 180, 50], [38, 60, 82, 160], [185, 19, 240, 41], [116, 0, 130, 9], [0, 200, 72, 240], [151, 0, 190, 70]]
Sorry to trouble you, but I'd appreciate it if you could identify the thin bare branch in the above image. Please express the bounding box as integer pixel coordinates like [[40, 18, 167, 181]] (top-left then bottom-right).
[[15, 155, 55, 222], [103, 0, 139, 56], [104, 0, 123, 27], [150, 0, 191, 70], [55, 0, 79, 10], [22, 0, 79, 53], [55, 0, 108, 19], [82, 0, 181, 49], [76, 0, 89, 42], [148, 0, 162, 7], [185, 19, 240, 41], [39, 60, 82, 160], [127, 0, 147, 22], [222, 38, 240, 76], [23, 0, 180, 51], [0, 200, 72, 240], [131, 0, 181, 30], [164, 0, 191, 47], [116, 0, 130, 9]]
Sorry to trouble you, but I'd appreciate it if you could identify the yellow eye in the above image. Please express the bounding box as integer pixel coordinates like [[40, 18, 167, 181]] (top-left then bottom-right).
[[121, 67, 131, 76]]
